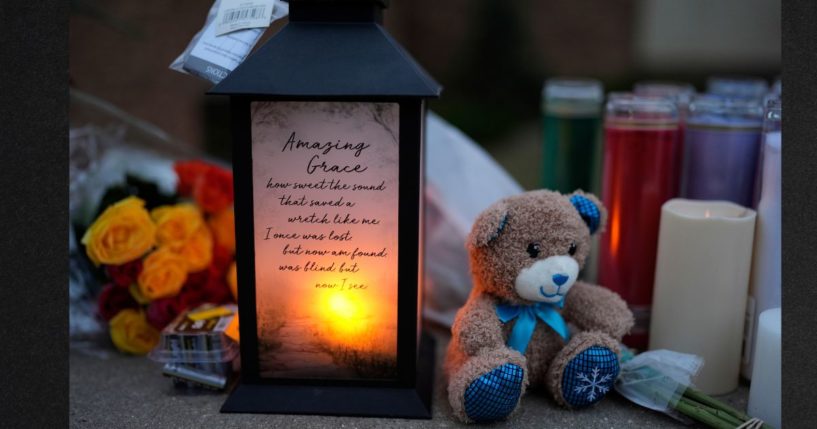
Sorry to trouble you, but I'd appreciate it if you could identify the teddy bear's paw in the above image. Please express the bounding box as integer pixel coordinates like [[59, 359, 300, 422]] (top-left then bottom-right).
[[463, 363, 524, 422], [560, 346, 619, 408]]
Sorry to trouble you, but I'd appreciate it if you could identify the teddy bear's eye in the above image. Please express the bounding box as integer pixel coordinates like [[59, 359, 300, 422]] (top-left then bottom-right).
[[526, 243, 540, 258], [568, 242, 577, 256]]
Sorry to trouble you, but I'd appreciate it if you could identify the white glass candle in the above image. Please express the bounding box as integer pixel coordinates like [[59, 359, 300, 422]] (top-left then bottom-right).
[[742, 100, 782, 379], [748, 307, 781, 428], [649, 199, 757, 394]]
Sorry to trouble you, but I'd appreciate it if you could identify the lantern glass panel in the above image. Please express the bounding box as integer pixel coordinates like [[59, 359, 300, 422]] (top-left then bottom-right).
[[250, 101, 400, 380]]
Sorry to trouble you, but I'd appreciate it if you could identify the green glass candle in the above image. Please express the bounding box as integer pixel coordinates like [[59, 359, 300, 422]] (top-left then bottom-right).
[[541, 78, 604, 194]]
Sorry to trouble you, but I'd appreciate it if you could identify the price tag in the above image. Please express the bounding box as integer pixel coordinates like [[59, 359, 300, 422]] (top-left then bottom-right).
[[214, 0, 275, 36]]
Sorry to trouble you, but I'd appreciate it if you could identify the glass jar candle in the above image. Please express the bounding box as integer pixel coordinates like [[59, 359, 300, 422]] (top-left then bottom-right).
[[741, 97, 781, 378], [680, 95, 764, 208], [633, 81, 696, 117], [706, 76, 768, 101], [634, 81, 696, 151], [598, 94, 682, 349], [540, 78, 604, 194]]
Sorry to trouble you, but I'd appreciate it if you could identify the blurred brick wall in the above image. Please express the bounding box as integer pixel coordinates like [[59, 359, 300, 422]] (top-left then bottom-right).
[[526, 0, 637, 77], [70, 1, 213, 147], [70, 0, 637, 149]]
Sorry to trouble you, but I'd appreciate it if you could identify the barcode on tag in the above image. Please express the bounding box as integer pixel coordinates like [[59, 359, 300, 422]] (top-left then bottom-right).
[[222, 6, 266, 25], [214, 0, 275, 37]]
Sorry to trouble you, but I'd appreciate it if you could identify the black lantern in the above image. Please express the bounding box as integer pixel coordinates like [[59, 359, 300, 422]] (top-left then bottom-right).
[[211, 0, 441, 418]]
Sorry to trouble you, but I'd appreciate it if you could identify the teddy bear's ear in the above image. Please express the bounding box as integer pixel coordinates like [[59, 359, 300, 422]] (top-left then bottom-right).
[[569, 191, 607, 235], [468, 201, 509, 248]]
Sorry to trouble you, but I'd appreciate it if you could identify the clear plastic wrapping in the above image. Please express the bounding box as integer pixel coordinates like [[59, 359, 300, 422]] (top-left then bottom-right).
[[149, 304, 239, 364], [615, 348, 704, 422]]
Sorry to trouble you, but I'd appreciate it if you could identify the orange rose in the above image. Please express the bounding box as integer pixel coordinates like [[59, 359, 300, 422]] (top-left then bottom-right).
[[193, 165, 234, 214], [151, 204, 206, 250], [173, 160, 211, 196], [178, 225, 213, 273], [137, 248, 188, 300], [109, 309, 160, 355], [173, 161, 234, 213], [227, 261, 238, 301], [208, 208, 235, 254], [82, 197, 156, 265]]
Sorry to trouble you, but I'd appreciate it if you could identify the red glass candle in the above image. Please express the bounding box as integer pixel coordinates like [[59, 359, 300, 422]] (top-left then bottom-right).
[[598, 95, 682, 350]]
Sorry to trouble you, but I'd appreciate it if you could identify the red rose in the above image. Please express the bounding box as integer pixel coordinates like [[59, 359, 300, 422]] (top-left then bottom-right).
[[193, 167, 233, 214], [184, 269, 209, 290], [146, 297, 183, 330], [97, 283, 139, 321], [201, 274, 233, 305], [177, 265, 233, 309], [176, 269, 209, 311], [177, 289, 205, 312], [210, 244, 233, 276], [173, 160, 210, 197], [105, 260, 143, 288]]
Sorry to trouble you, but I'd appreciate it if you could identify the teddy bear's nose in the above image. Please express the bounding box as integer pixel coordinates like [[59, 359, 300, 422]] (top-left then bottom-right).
[[552, 274, 569, 286]]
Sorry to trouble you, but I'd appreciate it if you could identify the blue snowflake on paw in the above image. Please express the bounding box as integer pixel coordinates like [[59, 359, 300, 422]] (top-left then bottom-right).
[[561, 346, 619, 407], [573, 367, 613, 402]]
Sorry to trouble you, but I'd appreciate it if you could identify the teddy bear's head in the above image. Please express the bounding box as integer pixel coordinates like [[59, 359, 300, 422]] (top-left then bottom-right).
[[467, 190, 607, 305]]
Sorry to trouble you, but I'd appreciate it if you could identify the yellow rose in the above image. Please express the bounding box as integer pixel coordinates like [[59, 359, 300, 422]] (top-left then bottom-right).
[[227, 261, 238, 301], [152, 204, 213, 273], [178, 225, 213, 272], [137, 248, 188, 300], [82, 196, 156, 265], [151, 204, 206, 251], [208, 207, 235, 254], [109, 309, 160, 355]]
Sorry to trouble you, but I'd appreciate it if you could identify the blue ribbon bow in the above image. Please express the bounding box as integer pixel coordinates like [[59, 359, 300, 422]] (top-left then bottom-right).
[[496, 301, 571, 354]]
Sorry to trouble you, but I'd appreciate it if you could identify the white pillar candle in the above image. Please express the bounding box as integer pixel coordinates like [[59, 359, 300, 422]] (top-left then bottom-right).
[[742, 131, 782, 379], [649, 199, 756, 394], [748, 307, 781, 428]]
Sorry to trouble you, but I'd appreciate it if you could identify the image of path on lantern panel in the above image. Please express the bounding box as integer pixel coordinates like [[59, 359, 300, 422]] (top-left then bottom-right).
[[257, 301, 398, 380]]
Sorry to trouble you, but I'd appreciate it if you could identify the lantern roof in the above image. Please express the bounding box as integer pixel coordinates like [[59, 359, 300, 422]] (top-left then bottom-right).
[[209, 1, 441, 98]]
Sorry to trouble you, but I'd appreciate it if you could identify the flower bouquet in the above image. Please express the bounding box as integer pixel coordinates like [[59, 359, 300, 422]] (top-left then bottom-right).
[[615, 348, 774, 429], [80, 160, 239, 355]]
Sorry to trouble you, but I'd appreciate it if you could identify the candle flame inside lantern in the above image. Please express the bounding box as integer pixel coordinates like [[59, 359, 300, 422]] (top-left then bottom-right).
[[305, 273, 398, 367], [327, 293, 363, 321], [315, 285, 374, 342]]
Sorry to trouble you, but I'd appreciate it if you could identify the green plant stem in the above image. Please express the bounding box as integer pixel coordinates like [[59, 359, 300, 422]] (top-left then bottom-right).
[[683, 388, 775, 429], [684, 388, 750, 421], [679, 397, 744, 427], [674, 398, 737, 429]]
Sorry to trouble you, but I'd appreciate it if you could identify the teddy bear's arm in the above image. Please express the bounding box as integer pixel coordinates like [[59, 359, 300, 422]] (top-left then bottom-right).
[[562, 282, 634, 340], [451, 293, 506, 356]]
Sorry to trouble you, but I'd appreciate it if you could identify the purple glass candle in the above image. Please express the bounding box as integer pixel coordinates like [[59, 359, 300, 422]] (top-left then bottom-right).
[[681, 96, 764, 208]]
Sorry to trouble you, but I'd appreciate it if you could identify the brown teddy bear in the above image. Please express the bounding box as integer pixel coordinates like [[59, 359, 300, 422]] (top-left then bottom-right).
[[445, 190, 634, 423]]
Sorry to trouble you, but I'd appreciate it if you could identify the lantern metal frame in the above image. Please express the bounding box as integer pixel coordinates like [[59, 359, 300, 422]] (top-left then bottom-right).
[[210, 0, 441, 418]]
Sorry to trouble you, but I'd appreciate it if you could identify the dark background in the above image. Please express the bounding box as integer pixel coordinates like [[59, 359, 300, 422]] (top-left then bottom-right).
[[69, 0, 781, 189]]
